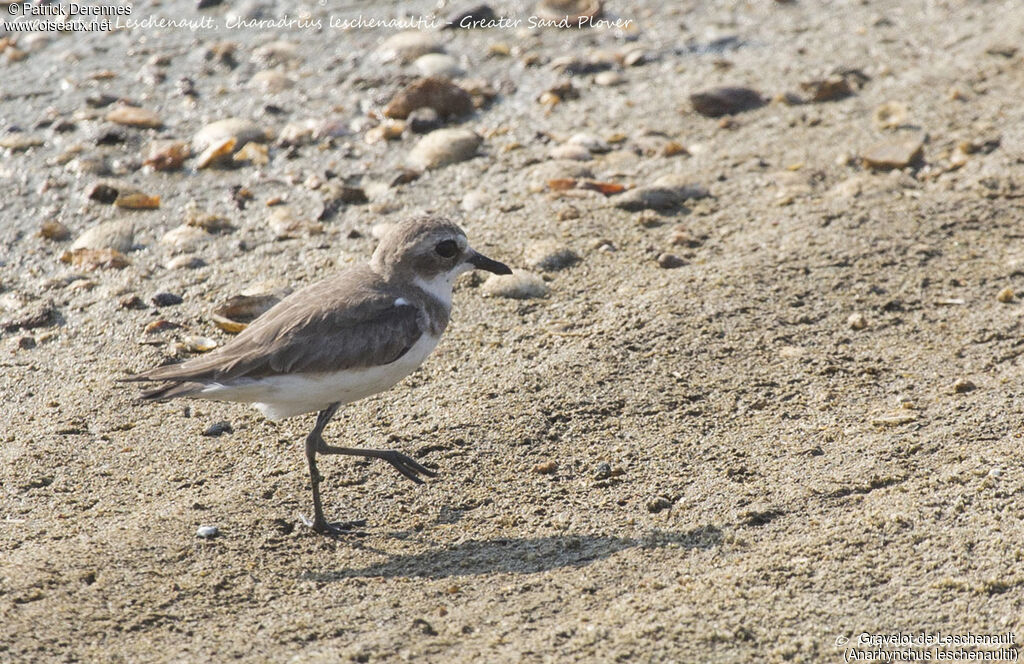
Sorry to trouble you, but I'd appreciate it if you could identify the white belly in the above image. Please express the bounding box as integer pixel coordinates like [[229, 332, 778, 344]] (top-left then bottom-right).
[[199, 333, 441, 420]]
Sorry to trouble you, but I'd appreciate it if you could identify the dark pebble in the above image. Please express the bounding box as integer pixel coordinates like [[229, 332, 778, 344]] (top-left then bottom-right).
[[689, 86, 765, 117], [202, 421, 234, 437], [647, 496, 674, 513], [407, 107, 442, 134], [86, 94, 118, 108], [119, 294, 145, 309], [594, 462, 612, 480], [86, 183, 119, 204], [657, 253, 686, 269], [17, 336, 36, 350], [151, 292, 183, 307]]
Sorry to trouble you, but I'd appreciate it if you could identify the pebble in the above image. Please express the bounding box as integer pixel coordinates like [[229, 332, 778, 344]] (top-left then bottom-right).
[[16, 336, 37, 350], [873, 101, 908, 130], [193, 118, 270, 153], [614, 174, 709, 211], [549, 143, 592, 161], [251, 40, 299, 67], [461, 190, 489, 212], [39, 220, 71, 241], [524, 240, 579, 271], [60, 248, 130, 271], [568, 133, 611, 153], [407, 107, 443, 134], [162, 224, 210, 251], [481, 270, 548, 299], [114, 191, 160, 209], [953, 378, 976, 394], [622, 49, 647, 67], [378, 31, 443, 63], [593, 462, 612, 480], [689, 86, 765, 117], [249, 69, 294, 92], [647, 496, 674, 513], [847, 312, 868, 330], [594, 71, 625, 86], [657, 253, 685, 269], [384, 77, 473, 120], [862, 136, 924, 170], [71, 219, 135, 253], [196, 525, 219, 538], [202, 421, 233, 437], [996, 287, 1014, 303], [407, 128, 482, 170], [152, 292, 183, 307], [144, 140, 190, 171], [184, 335, 218, 352], [800, 76, 853, 102], [0, 133, 44, 151], [268, 207, 324, 239], [533, 460, 558, 475], [166, 255, 206, 270], [105, 106, 163, 129], [414, 53, 465, 78]]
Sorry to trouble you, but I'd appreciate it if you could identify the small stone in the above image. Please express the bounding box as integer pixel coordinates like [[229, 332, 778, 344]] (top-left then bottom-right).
[[568, 133, 610, 153], [0, 133, 44, 151], [105, 106, 163, 129], [202, 421, 233, 437], [196, 525, 219, 538], [233, 142, 269, 166], [268, 207, 323, 239], [162, 224, 211, 251], [623, 49, 647, 67], [524, 240, 579, 271], [71, 219, 135, 253], [800, 76, 853, 102], [413, 53, 464, 78], [481, 270, 548, 299], [249, 69, 294, 92], [114, 192, 160, 210], [873, 101, 909, 130], [862, 137, 924, 170], [953, 378, 976, 394], [615, 174, 709, 211], [119, 295, 145, 309], [16, 336, 36, 350], [384, 77, 473, 120], [407, 128, 482, 170], [144, 319, 180, 334], [60, 248, 130, 271], [549, 144, 592, 161], [184, 336, 218, 352], [193, 118, 270, 154], [647, 496, 673, 513], [593, 462, 612, 480], [594, 71, 624, 86], [166, 255, 206, 270], [152, 292, 183, 307], [378, 31, 443, 63], [657, 253, 685, 269], [689, 86, 765, 117], [407, 107, 443, 134], [39, 220, 70, 241], [533, 460, 558, 475], [996, 287, 1014, 303], [144, 140, 190, 171], [847, 312, 868, 330], [186, 211, 233, 233]]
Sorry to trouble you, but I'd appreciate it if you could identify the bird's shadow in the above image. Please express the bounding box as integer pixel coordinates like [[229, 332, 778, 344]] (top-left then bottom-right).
[[303, 525, 722, 581]]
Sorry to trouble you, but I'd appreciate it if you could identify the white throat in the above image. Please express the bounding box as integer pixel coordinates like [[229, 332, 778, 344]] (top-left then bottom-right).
[[413, 263, 472, 308]]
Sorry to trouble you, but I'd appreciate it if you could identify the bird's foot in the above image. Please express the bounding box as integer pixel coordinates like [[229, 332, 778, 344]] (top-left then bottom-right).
[[299, 514, 368, 537], [379, 450, 438, 484]]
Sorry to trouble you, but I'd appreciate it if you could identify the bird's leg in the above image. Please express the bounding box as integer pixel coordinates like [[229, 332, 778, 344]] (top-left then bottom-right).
[[316, 441, 438, 484], [301, 403, 364, 536]]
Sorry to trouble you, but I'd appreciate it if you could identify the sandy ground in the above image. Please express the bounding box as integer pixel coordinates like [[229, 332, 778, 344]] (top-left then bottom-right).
[[3, 0, 1024, 661]]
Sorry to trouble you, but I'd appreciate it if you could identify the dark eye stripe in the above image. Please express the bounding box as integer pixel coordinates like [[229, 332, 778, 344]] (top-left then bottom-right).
[[435, 240, 458, 258]]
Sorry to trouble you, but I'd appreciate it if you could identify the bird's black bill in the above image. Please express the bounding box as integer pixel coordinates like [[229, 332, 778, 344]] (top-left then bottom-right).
[[468, 250, 512, 275]]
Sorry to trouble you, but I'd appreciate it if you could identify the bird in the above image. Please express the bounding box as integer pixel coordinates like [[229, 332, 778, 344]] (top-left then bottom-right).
[[126, 215, 512, 535]]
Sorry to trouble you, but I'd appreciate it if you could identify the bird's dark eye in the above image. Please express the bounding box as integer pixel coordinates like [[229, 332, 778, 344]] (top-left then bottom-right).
[[435, 239, 458, 258]]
